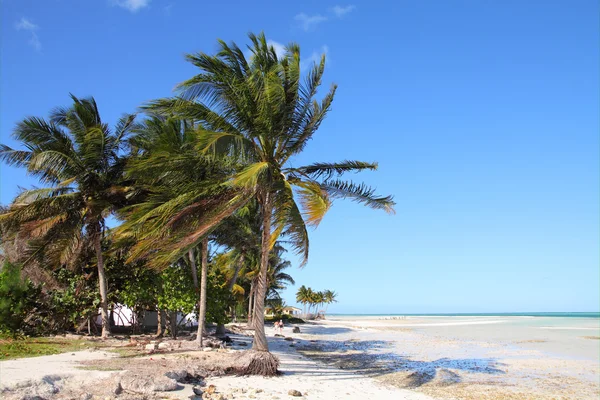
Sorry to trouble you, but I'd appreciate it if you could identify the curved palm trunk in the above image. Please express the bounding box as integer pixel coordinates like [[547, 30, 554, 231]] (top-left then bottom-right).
[[94, 235, 110, 338], [252, 193, 271, 352], [197, 237, 209, 347]]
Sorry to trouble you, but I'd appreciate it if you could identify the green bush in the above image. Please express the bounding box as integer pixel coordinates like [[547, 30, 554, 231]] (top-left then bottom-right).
[[0, 262, 40, 336]]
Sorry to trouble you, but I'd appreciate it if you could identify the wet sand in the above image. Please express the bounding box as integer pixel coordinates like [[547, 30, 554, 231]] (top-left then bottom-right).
[[297, 316, 600, 399]]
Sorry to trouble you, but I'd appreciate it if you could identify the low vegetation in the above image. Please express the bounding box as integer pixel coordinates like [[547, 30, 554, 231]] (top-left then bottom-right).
[[0, 336, 110, 360]]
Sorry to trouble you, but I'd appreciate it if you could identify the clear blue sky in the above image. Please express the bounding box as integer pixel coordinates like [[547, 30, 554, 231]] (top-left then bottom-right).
[[1, 0, 598, 313]]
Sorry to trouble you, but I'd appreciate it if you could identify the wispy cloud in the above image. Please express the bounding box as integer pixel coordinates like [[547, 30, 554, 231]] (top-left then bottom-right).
[[15, 17, 41, 51], [331, 5, 356, 18], [112, 0, 150, 13], [302, 45, 330, 70], [267, 40, 286, 58], [294, 13, 328, 32], [244, 39, 286, 61], [164, 3, 173, 15]]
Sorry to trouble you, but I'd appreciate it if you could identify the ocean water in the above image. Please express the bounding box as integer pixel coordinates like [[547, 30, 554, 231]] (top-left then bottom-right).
[[325, 313, 600, 360], [328, 312, 600, 318]]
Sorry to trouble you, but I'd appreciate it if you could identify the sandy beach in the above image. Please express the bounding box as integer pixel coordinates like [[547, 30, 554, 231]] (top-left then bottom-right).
[[1, 315, 598, 399]]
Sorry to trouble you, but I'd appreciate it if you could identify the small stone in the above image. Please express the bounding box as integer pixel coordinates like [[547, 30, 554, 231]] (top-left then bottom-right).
[[292, 327, 301, 333], [202, 347, 213, 352], [114, 381, 123, 395], [193, 386, 203, 395], [81, 394, 93, 400], [288, 389, 302, 397], [284, 337, 293, 341]]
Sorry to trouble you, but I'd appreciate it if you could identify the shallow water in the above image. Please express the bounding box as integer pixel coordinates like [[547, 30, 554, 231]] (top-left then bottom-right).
[[326, 315, 600, 361]]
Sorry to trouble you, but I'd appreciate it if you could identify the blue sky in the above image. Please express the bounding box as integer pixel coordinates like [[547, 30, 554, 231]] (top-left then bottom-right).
[[1, 0, 598, 313]]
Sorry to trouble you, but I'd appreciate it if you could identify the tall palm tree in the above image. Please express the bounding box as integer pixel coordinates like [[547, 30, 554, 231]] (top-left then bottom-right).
[[147, 32, 395, 374], [0, 95, 136, 338]]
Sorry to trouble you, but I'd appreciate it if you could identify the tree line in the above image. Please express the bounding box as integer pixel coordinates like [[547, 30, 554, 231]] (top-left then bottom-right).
[[0, 32, 394, 374]]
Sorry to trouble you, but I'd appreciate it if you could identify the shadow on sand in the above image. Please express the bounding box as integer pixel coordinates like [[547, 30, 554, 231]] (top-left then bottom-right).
[[275, 326, 506, 388]]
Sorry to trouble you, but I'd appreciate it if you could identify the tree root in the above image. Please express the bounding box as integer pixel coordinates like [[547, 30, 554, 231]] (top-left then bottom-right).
[[234, 350, 280, 376]]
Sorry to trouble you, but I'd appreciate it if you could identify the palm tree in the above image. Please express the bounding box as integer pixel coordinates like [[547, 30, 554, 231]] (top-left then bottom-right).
[[147, 32, 395, 374], [0, 95, 136, 338], [296, 285, 310, 316], [323, 289, 338, 315], [118, 115, 238, 347]]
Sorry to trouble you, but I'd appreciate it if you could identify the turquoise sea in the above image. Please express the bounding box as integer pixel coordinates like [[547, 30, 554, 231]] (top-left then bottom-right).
[[329, 312, 600, 318]]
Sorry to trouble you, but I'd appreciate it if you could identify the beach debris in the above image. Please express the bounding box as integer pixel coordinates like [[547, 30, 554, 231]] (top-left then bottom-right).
[[120, 374, 178, 393], [164, 369, 188, 380], [203, 347, 214, 352], [113, 380, 123, 395], [158, 342, 170, 349], [292, 327, 301, 333], [288, 389, 303, 396], [145, 343, 158, 351], [193, 386, 203, 395]]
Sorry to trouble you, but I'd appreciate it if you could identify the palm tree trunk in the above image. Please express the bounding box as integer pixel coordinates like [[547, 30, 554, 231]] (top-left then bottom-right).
[[252, 192, 271, 352], [94, 234, 110, 338], [217, 252, 245, 335], [247, 280, 254, 327], [156, 309, 165, 338], [197, 237, 209, 347]]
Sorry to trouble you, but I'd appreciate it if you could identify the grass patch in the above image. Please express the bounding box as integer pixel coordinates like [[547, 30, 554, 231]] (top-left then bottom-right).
[[0, 337, 110, 360]]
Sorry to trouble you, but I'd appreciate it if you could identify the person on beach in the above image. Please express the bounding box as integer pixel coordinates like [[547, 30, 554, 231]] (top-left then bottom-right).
[[278, 320, 284, 334]]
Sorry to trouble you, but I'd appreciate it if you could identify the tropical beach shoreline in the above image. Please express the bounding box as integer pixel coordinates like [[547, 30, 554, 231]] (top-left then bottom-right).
[[1, 315, 598, 399]]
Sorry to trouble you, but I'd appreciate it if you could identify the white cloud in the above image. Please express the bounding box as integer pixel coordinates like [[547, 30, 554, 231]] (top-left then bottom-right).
[[267, 40, 286, 59], [112, 0, 150, 13], [301, 45, 329, 70], [15, 17, 41, 51], [294, 13, 328, 32], [331, 5, 356, 18], [244, 39, 286, 61]]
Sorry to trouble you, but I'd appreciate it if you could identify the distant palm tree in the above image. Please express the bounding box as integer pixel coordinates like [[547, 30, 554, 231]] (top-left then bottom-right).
[[147, 32, 395, 374], [323, 289, 338, 315], [0, 95, 136, 338], [296, 285, 310, 316]]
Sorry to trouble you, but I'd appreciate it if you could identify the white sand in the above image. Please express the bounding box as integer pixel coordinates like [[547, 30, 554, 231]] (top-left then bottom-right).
[[0, 349, 116, 388], [198, 325, 433, 400]]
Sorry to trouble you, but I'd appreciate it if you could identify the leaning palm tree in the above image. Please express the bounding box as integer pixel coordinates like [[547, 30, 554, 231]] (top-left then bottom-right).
[[147, 32, 395, 374], [118, 115, 237, 347], [0, 95, 136, 338]]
